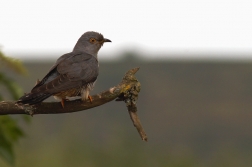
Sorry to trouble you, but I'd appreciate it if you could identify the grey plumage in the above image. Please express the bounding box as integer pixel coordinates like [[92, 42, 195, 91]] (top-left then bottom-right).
[[17, 31, 111, 105]]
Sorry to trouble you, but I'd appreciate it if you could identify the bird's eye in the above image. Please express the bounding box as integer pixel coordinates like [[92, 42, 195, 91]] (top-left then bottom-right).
[[89, 38, 97, 44]]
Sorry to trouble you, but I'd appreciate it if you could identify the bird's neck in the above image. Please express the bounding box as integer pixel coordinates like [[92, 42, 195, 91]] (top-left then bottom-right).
[[73, 44, 98, 58]]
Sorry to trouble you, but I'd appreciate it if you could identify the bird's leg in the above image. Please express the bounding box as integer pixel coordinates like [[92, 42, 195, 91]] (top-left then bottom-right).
[[61, 99, 65, 108], [88, 95, 93, 103]]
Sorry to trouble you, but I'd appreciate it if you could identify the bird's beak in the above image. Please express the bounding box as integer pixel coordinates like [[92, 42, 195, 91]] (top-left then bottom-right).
[[104, 38, 112, 42]]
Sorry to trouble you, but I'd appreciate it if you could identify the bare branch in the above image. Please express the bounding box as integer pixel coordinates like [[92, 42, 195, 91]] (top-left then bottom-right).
[[0, 68, 148, 141]]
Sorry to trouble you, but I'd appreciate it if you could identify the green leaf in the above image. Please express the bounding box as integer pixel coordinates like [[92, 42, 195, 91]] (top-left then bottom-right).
[[0, 116, 24, 144], [0, 72, 23, 100], [0, 116, 24, 165], [0, 51, 29, 165], [0, 93, 3, 101], [0, 51, 28, 76], [0, 134, 14, 165]]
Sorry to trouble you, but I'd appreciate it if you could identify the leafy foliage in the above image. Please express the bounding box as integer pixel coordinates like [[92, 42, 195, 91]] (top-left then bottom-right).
[[0, 117, 24, 165], [0, 52, 27, 75], [0, 73, 23, 100], [0, 51, 28, 165]]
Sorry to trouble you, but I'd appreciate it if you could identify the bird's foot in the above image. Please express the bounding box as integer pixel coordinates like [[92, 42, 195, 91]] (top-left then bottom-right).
[[60, 99, 65, 108], [88, 95, 93, 103]]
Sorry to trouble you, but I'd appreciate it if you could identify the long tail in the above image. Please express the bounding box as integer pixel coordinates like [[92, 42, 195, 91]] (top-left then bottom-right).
[[16, 92, 51, 105]]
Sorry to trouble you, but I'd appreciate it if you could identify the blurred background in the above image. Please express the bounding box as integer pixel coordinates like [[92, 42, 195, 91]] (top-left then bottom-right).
[[1, 0, 252, 166]]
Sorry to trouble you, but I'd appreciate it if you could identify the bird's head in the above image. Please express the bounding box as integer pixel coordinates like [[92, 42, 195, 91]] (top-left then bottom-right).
[[73, 31, 111, 57]]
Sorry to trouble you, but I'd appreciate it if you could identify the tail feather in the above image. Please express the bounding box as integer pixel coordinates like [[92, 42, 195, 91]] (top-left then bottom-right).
[[16, 92, 51, 105]]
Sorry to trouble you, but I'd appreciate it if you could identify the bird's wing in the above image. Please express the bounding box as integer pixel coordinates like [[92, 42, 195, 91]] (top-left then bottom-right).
[[32, 52, 75, 89], [31, 52, 98, 94]]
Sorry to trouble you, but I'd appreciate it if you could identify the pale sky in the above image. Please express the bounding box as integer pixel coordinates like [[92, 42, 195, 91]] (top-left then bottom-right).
[[1, 0, 252, 60]]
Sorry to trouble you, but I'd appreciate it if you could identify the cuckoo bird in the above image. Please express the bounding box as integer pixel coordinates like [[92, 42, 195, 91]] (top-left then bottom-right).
[[17, 31, 111, 107]]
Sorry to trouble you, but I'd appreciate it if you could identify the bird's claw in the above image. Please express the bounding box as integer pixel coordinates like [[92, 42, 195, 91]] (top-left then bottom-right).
[[88, 95, 93, 103]]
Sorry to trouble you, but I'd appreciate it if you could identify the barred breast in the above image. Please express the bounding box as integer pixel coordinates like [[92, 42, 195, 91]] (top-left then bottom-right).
[[53, 87, 82, 101], [53, 83, 95, 101]]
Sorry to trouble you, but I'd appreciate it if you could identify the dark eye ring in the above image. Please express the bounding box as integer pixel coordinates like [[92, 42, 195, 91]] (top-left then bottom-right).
[[89, 38, 96, 44]]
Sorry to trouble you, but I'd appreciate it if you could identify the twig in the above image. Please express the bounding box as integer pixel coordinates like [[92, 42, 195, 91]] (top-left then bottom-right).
[[116, 68, 148, 141]]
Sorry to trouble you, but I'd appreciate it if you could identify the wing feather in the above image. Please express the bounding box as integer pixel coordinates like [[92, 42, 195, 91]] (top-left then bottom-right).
[[31, 51, 98, 95]]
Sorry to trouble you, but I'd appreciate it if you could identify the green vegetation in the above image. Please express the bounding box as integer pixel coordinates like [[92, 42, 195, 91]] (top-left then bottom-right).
[[0, 51, 28, 165]]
